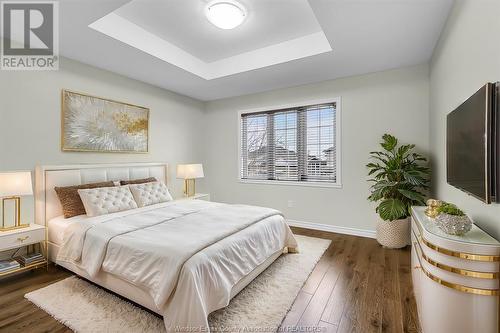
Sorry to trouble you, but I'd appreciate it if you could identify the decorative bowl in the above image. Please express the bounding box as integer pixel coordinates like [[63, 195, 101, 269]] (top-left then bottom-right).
[[435, 213, 472, 236]]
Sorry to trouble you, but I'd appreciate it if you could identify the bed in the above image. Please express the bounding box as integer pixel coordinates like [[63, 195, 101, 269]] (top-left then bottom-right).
[[35, 163, 297, 332]]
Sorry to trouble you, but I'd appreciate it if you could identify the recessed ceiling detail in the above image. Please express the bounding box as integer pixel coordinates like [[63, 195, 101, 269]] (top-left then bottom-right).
[[54, 0, 454, 100], [88, 0, 332, 80]]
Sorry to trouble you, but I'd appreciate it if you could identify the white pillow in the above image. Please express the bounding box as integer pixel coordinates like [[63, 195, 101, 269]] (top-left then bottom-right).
[[78, 185, 138, 217], [129, 181, 173, 207]]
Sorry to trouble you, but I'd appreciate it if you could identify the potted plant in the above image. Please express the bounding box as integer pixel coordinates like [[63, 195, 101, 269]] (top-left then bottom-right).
[[435, 203, 472, 235], [367, 134, 430, 248]]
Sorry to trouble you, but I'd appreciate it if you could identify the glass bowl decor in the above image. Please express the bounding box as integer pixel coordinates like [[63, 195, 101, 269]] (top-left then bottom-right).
[[434, 203, 472, 236]]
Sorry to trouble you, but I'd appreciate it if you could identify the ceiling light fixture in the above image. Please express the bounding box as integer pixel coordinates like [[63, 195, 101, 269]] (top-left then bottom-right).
[[205, 1, 246, 30]]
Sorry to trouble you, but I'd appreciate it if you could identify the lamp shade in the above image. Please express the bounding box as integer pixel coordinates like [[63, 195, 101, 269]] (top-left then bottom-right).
[[0, 171, 33, 197], [176, 164, 204, 179]]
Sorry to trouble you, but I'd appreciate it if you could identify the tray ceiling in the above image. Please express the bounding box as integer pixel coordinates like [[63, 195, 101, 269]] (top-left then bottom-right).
[[89, 0, 332, 79], [114, 0, 324, 63], [51, 0, 452, 100]]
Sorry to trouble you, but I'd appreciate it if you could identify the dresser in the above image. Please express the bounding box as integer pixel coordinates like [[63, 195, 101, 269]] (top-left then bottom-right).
[[411, 206, 500, 333]]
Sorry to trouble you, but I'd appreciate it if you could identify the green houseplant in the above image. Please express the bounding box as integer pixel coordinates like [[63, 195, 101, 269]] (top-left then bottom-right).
[[367, 134, 430, 248], [436, 202, 465, 216]]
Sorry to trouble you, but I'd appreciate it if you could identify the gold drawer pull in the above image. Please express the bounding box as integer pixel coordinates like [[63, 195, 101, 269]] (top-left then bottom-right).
[[17, 236, 29, 242]]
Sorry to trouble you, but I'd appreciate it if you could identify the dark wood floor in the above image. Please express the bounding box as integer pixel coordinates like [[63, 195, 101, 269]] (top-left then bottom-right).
[[0, 228, 420, 333], [281, 227, 420, 333]]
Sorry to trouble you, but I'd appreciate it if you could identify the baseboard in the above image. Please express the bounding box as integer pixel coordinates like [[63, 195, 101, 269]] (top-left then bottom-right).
[[287, 219, 376, 239]]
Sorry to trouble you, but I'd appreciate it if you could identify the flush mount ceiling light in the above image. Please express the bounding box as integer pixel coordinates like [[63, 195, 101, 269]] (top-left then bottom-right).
[[205, 1, 246, 30]]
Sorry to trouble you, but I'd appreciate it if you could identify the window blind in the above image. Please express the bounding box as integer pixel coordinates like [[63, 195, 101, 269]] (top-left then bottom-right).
[[240, 102, 337, 183]]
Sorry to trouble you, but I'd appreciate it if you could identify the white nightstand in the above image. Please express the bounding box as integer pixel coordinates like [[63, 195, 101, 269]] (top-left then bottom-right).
[[0, 224, 48, 278], [183, 193, 210, 201]]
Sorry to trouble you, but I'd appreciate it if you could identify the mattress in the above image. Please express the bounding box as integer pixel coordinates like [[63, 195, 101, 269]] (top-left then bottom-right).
[[48, 215, 79, 245]]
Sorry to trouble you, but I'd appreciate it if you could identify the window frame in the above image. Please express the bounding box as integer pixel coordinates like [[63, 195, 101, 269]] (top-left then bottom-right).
[[237, 97, 342, 188]]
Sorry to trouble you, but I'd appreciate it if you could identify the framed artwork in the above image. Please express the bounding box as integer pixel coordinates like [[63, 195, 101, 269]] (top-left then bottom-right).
[[61, 90, 149, 153]]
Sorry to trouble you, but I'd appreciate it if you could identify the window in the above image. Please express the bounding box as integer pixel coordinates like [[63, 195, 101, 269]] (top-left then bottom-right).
[[240, 100, 340, 185]]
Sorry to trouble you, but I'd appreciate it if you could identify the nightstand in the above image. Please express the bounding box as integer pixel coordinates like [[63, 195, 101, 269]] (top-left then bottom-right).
[[184, 193, 210, 201], [0, 224, 48, 278]]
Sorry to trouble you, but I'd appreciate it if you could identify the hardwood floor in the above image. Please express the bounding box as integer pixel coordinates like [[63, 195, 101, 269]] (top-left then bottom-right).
[[0, 228, 420, 333], [0, 265, 72, 333], [282, 227, 420, 333]]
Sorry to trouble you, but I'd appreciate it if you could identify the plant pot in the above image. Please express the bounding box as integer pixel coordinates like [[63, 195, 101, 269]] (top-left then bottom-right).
[[376, 217, 410, 248], [435, 213, 472, 236]]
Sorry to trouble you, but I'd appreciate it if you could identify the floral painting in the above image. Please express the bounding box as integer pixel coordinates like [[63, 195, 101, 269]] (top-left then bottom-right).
[[62, 90, 149, 153]]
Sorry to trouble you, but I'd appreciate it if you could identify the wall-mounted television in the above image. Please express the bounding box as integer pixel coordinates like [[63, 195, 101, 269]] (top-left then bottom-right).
[[446, 82, 498, 203]]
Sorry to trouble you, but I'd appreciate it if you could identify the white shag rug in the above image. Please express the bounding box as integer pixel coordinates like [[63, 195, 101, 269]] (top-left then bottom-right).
[[25, 235, 330, 333]]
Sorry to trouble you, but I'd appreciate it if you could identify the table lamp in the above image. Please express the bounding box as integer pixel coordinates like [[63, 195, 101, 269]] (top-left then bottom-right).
[[0, 171, 33, 231], [176, 164, 204, 197]]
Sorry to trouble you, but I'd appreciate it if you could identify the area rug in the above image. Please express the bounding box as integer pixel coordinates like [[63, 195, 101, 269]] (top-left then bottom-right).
[[25, 235, 330, 333]]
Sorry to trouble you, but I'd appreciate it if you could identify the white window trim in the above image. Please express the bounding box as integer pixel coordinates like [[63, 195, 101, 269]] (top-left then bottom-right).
[[237, 97, 342, 188]]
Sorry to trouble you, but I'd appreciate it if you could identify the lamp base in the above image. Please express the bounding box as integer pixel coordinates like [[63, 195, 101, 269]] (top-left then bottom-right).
[[1, 196, 29, 231], [183, 179, 196, 197]]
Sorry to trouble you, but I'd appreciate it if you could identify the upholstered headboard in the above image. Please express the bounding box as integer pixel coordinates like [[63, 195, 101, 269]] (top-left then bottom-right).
[[35, 163, 168, 225]]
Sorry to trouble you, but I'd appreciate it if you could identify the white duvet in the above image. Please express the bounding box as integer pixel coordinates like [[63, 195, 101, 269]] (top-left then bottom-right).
[[57, 199, 297, 332]]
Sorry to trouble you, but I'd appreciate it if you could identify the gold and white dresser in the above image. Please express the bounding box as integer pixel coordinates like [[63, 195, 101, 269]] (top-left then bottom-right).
[[411, 206, 499, 333]]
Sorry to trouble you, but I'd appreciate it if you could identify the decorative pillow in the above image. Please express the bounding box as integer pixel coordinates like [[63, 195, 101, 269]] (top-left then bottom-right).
[[78, 186, 138, 217], [55, 181, 115, 218], [129, 181, 173, 207], [120, 177, 157, 185]]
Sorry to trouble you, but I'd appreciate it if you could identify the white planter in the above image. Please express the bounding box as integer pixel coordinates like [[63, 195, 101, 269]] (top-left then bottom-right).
[[376, 217, 410, 248]]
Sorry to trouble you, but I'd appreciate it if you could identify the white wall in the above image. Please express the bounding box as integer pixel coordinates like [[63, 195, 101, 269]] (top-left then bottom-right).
[[204, 65, 430, 234], [429, 0, 500, 240], [0, 57, 207, 223]]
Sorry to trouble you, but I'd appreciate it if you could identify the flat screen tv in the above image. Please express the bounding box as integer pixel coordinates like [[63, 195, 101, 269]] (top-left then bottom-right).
[[446, 82, 498, 203]]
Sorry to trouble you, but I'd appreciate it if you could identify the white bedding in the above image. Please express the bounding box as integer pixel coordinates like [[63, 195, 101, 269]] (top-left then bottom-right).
[[48, 215, 76, 245], [56, 200, 297, 332], [48, 201, 179, 244]]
